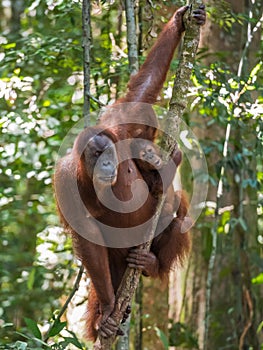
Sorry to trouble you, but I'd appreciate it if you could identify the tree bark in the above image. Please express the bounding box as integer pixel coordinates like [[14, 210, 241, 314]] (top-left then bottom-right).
[[125, 0, 139, 75], [180, 1, 263, 349], [11, 0, 24, 34], [82, 0, 91, 127]]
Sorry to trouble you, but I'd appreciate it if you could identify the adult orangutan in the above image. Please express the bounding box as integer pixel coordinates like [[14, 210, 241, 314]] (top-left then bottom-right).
[[54, 4, 206, 341]]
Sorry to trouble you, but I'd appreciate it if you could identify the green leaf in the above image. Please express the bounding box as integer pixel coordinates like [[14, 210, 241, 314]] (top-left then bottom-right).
[[250, 62, 262, 78], [62, 337, 83, 349], [3, 42, 16, 49], [257, 321, 263, 333], [238, 217, 248, 231], [48, 318, 67, 337], [252, 273, 263, 285], [155, 327, 169, 350], [64, 330, 84, 348], [16, 330, 50, 348], [27, 267, 36, 290], [24, 317, 42, 339]]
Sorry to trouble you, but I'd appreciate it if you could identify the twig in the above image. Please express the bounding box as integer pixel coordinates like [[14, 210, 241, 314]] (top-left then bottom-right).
[[43, 265, 84, 342], [86, 91, 106, 107], [82, 0, 91, 127], [239, 287, 253, 350]]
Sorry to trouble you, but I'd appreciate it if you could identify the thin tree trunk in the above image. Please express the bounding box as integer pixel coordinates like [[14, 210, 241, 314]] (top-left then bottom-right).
[[82, 0, 91, 127], [134, 278, 143, 350], [125, 0, 139, 75], [115, 3, 139, 349], [114, 3, 124, 100], [11, 0, 24, 34], [180, 1, 262, 349]]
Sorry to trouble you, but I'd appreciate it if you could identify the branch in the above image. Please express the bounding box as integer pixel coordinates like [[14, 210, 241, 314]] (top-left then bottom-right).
[[166, 0, 202, 147], [82, 0, 91, 127], [96, 2, 203, 349], [125, 0, 139, 75], [87, 91, 106, 107], [44, 265, 84, 342]]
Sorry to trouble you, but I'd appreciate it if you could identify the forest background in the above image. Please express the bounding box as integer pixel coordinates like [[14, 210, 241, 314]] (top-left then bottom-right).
[[0, 0, 262, 349]]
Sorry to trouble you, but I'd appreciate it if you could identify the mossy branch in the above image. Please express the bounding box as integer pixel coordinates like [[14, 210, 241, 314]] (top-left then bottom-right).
[[82, 0, 91, 127]]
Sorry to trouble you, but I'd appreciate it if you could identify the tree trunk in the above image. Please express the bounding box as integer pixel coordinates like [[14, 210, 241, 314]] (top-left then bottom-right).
[[11, 0, 24, 35], [179, 1, 262, 349]]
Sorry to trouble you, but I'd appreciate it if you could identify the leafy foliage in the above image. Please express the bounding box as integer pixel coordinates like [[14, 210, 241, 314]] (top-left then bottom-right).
[[169, 322, 199, 349], [0, 0, 84, 347], [0, 0, 262, 349]]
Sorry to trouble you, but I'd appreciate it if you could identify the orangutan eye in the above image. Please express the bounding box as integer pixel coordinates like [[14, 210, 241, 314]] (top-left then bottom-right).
[[94, 150, 102, 158], [146, 146, 153, 153]]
